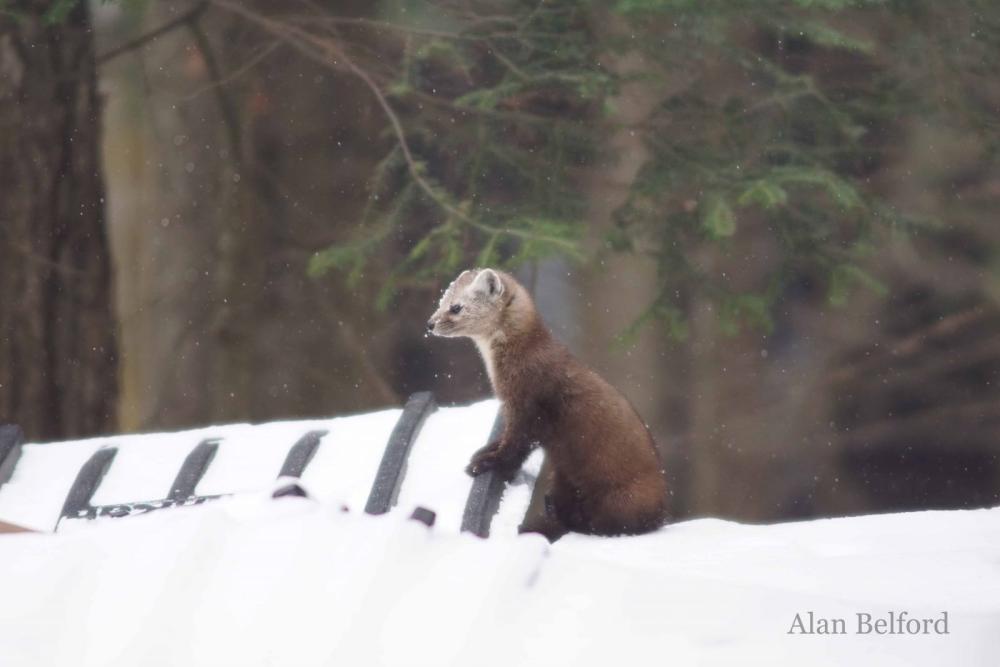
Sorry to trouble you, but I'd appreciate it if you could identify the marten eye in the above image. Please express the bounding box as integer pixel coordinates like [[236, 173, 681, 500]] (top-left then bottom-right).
[[449, 304, 463, 315]]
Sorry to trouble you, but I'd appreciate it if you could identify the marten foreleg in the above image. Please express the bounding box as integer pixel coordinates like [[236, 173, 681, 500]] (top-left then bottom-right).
[[465, 402, 534, 479]]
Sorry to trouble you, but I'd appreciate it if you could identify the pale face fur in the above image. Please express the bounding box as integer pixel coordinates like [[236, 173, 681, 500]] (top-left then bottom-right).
[[426, 268, 507, 341], [427, 268, 516, 387], [428, 268, 540, 387]]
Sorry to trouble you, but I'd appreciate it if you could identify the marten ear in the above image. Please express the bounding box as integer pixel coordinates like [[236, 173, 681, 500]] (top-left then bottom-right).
[[471, 268, 504, 300], [441, 270, 474, 302]]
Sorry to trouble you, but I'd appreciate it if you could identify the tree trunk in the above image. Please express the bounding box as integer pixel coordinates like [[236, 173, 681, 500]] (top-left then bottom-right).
[[577, 9, 692, 516], [0, 2, 117, 441], [102, 1, 400, 432]]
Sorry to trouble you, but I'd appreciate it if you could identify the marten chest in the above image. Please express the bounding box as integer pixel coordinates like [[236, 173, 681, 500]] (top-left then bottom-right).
[[500, 373, 567, 435]]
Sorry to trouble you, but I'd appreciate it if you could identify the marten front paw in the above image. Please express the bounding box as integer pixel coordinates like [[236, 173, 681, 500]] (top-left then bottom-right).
[[466, 441, 510, 477]]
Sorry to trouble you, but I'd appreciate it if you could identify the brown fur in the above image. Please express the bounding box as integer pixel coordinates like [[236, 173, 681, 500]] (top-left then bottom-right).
[[428, 269, 669, 540]]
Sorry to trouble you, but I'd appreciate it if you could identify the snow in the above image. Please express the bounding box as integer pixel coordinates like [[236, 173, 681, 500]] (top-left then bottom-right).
[[0, 496, 997, 666], [298, 407, 401, 510], [491, 448, 544, 534], [395, 399, 496, 531], [0, 401, 998, 665], [0, 401, 518, 532]]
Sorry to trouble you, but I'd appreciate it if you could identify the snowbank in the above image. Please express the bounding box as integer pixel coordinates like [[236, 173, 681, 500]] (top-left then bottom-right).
[[0, 400, 526, 533], [0, 496, 997, 666], [0, 399, 997, 665]]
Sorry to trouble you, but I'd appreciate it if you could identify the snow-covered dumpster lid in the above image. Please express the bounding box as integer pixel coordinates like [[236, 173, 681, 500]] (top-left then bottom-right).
[[2, 398, 1000, 665], [0, 394, 540, 536]]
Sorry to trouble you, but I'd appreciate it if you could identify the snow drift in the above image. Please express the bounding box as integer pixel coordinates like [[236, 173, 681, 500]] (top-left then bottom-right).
[[0, 400, 997, 666]]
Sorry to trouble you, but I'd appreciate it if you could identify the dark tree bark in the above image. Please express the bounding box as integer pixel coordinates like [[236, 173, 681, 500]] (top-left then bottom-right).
[[0, 2, 118, 441]]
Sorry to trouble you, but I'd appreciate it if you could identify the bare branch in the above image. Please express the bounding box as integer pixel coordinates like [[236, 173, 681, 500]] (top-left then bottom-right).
[[208, 0, 580, 255], [181, 40, 280, 102], [97, 2, 208, 66], [186, 17, 243, 167], [829, 308, 990, 385], [837, 396, 1000, 447]]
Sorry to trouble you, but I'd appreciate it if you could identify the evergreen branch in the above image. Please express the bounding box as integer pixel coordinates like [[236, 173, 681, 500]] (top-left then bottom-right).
[[467, 220, 581, 257]]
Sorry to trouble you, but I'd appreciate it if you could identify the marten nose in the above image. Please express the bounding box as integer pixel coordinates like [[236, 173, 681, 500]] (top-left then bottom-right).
[[426, 319, 435, 332]]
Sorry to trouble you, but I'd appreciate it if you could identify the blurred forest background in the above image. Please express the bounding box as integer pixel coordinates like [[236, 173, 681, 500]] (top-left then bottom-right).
[[2, 0, 1000, 521]]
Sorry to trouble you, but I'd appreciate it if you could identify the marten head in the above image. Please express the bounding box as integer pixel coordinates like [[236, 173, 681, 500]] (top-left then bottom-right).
[[427, 267, 540, 343], [427, 268, 506, 340]]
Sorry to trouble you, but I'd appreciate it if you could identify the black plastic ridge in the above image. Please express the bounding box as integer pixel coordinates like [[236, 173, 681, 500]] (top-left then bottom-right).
[[277, 430, 328, 479], [168, 439, 220, 501], [0, 424, 24, 489], [460, 409, 507, 538], [364, 392, 437, 515], [60, 447, 118, 521]]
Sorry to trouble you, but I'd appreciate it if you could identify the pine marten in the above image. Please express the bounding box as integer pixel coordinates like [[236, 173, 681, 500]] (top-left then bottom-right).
[[427, 268, 668, 541]]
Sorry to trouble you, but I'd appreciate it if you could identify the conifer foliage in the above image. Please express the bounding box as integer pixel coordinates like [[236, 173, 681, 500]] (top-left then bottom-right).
[[302, 0, 999, 332]]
